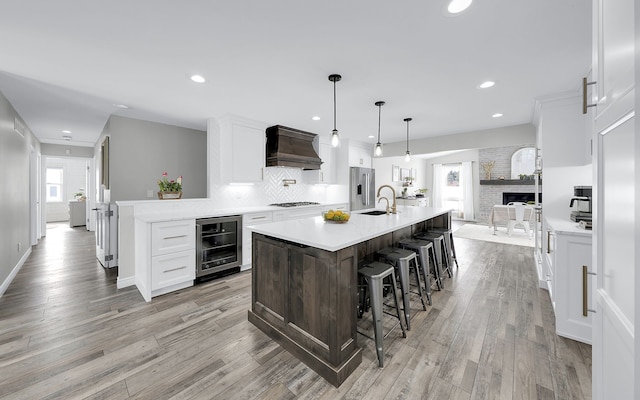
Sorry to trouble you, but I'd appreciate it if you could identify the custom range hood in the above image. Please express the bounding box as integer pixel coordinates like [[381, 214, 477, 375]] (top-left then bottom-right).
[[265, 125, 322, 170]]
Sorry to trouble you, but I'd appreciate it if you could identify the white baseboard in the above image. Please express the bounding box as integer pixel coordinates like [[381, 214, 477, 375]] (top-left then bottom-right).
[[117, 275, 136, 289], [0, 247, 32, 297]]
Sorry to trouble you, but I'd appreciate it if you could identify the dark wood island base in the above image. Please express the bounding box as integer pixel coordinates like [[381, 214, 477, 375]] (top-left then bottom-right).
[[248, 210, 450, 386]]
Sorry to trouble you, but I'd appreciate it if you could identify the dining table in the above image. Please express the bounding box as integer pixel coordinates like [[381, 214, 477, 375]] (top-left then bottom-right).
[[488, 204, 534, 234]]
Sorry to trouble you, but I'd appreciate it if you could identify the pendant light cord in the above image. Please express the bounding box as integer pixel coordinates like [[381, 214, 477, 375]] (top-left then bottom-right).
[[377, 104, 382, 143], [333, 80, 337, 132], [406, 119, 409, 152]]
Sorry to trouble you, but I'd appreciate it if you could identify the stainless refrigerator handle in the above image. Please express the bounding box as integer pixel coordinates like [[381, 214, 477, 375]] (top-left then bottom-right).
[[364, 174, 369, 205]]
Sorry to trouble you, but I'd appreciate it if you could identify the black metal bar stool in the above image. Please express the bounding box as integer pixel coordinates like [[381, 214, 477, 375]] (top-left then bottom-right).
[[398, 238, 441, 301], [376, 247, 425, 331], [414, 231, 453, 280], [429, 227, 459, 269], [357, 261, 407, 368]]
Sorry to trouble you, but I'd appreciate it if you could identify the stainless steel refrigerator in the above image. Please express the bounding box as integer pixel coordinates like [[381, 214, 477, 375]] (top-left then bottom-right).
[[350, 167, 376, 211]]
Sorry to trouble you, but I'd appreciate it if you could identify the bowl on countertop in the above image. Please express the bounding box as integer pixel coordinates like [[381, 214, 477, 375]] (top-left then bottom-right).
[[323, 210, 350, 223]]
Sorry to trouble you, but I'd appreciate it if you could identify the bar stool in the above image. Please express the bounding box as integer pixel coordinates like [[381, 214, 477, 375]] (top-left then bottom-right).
[[414, 232, 453, 280], [429, 227, 459, 269], [398, 238, 441, 300], [357, 261, 407, 368], [376, 247, 425, 331]]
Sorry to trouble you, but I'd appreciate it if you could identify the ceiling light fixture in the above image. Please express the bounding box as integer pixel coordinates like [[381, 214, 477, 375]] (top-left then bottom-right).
[[404, 117, 412, 162], [492, 113, 503, 118], [448, 0, 473, 14], [312, 116, 320, 121], [479, 81, 495, 89], [113, 103, 129, 109], [190, 74, 206, 83], [328, 74, 342, 147], [374, 101, 385, 157], [62, 130, 72, 134]]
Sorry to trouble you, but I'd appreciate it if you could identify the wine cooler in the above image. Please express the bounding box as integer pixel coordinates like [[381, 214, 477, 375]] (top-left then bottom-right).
[[195, 215, 242, 278]]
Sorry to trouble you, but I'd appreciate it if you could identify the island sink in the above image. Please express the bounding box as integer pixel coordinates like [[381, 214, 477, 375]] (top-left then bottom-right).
[[360, 210, 388, 215]]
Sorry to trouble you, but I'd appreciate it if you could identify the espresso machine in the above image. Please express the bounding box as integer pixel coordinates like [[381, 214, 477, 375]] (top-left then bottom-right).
[[569, 185, 592, 222]]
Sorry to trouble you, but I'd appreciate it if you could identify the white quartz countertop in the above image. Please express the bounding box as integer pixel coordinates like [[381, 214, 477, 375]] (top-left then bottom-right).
[[249, 206, 451, 252], [545, 216, 592, 236], [116, 198, 344, 223]]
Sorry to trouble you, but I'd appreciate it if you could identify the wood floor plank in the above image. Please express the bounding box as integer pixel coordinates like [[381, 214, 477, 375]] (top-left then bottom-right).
[[0, 222, 592, 399]]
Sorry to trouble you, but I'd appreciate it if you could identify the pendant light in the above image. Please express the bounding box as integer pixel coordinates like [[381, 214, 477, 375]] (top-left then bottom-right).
[[374, 101, 385, 156], [328, 74, 341, 147], [404, 117, 412, 162]]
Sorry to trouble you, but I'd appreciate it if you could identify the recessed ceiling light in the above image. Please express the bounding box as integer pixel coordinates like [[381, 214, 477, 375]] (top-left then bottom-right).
[[113, 104, 129, 109], [62, 130, 72, 134], [312, 116, 321, 121], [448, 0, 473, 14], [190, 75, 206, 83], [478, 81, 495, 89], [492, 113, 503, 118], [368, 135, 375, 139]]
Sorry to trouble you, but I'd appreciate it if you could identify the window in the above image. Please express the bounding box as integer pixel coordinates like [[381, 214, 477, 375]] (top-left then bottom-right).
[[46, 167, 63, 202], [442, 163, 462, 218]]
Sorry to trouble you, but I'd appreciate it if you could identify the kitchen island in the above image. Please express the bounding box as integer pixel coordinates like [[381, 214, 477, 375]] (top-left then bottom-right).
[[247, 206, 451, 386]]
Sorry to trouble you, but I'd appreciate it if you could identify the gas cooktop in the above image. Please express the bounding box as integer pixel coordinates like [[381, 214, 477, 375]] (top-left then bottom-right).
[[269, 202, 320, 208]]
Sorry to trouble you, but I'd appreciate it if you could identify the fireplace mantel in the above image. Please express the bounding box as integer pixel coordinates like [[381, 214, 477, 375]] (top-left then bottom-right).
[[480, 179, 539, 185]]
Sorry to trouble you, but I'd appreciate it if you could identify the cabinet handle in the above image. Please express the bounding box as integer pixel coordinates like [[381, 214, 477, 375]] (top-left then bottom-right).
[[582, 77, 597, 114], [582, 265, 597, 316], [164, 234, 187, 240], [164, 266, 187, 273], [547, 231, 551, 253], [251, 216, 267, 220]]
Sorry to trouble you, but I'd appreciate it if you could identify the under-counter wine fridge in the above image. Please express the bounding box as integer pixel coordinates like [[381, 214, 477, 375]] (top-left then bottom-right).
[[196, 215, 242, 279]]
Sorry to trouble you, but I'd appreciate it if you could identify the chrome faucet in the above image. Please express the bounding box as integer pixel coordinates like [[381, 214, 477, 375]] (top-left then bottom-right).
[[378, 196, 390, 214], [377, 185, 397, 214]]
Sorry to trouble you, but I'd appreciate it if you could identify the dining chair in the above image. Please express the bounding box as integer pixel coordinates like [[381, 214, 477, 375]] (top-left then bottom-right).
[[506, 202, 532, 237]]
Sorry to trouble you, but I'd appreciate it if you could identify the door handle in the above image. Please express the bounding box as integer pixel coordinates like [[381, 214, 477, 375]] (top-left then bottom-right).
[[582, 265, 597, 316]]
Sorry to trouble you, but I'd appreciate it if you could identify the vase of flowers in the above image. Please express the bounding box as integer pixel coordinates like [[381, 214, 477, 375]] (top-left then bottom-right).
[[157, 172, 183, 199]]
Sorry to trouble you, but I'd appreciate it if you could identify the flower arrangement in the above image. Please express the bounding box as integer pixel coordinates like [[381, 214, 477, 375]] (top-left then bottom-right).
[[480, 161, 495, 180], [158, 172, 182, 192]]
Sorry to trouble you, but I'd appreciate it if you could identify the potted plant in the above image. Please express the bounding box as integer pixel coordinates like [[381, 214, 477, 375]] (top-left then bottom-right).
[[403, 176, 414, 187], [157, 172, 183, 199]]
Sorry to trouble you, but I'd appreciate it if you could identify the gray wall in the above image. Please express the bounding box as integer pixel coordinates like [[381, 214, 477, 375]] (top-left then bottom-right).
[[102, 115, 207, 201], [0, 90, 40, 291]]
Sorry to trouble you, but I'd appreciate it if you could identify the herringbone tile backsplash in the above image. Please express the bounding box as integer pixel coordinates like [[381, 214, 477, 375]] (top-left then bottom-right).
[[209, 167, 331, 207]]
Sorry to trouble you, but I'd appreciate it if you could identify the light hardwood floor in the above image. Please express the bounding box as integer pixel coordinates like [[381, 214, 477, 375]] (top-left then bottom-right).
[[0, 222, 591, 399]]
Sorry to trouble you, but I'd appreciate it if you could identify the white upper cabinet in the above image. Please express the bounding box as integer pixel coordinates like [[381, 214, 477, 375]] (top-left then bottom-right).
[[208, 115, 267, 186], [591, 0, 634, 125], [303, 138, 336, 184], [536, 92, 590, 167]]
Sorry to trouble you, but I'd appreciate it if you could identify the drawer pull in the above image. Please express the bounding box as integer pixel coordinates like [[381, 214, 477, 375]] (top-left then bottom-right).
[[251, 216, 267, 220], [164, 266, 187, 273], [582, 265, 597, 316], [164, 234, 187, 240]]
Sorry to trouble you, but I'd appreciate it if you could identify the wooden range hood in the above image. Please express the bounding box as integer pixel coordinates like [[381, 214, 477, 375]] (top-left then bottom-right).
[[265, 125, 322, 170]]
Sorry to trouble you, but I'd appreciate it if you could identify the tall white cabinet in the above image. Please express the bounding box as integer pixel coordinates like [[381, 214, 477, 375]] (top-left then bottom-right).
[[590, 0, 637, 397]]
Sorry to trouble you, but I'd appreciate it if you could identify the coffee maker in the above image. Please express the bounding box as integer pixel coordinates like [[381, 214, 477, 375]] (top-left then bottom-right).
[[569, 186, 592, 222]]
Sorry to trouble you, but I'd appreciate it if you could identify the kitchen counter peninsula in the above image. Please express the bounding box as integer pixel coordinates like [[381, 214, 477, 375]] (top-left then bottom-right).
[[247, 206, 451, 386]]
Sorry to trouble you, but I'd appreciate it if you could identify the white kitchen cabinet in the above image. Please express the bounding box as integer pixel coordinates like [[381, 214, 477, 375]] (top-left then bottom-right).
[[272, 206, 322, 222], [208, 115, 267, 186], [536, 92, 590, 168], [323, 203, 348, 212], [396, 197, 428, 207], [242, 211, 273, 268], [136, 219, 196, 302], [543, 217, 592, 344], [303, 141, 336, 184]]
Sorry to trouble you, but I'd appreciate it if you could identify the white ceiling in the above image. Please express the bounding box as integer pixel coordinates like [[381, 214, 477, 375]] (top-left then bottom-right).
[[0, 0, 591, 150]]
